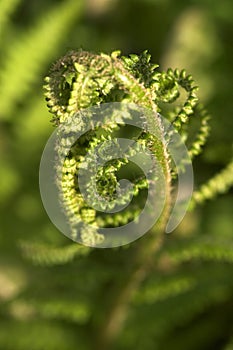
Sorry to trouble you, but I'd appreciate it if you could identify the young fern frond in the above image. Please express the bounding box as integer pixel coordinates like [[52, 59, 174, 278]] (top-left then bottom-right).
[[44, 50, 174, 246], [44, 50, 156, 124], [43, 49, 217, 246], [20, 241, 90, 266], [0, 0, 84, 119]]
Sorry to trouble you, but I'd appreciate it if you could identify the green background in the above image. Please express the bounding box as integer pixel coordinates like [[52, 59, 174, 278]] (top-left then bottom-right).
[[0, 0, 232, 349]]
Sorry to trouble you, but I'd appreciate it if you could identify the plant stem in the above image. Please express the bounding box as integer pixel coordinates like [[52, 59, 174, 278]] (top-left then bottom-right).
[[95, 163, 172, 349]]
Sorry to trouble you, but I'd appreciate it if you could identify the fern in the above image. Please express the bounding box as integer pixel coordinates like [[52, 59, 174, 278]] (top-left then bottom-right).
[[1, 2, 232, 347], [42, 49, 217, 248], [165, 237, 233, 264], [122, 263, 233, 350], [30, 49, 231, 349], [191, 158, 233, 209], [20, 241, 90, 266], [7, 47, 229, 350], [0, 0, 84, 119], [9, 298, 90, 324], [188, 104, 210, 159], [133, 276, 196, 304], [154, 68, 199, 130]]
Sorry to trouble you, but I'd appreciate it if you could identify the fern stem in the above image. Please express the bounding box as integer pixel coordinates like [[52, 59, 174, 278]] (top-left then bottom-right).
[[95, 221, 170, 349]]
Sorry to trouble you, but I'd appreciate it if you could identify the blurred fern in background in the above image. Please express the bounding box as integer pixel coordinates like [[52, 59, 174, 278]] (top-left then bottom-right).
[[0, 0, 233, 349]]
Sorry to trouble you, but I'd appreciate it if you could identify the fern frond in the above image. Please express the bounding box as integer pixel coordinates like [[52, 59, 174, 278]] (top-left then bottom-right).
[[130, 287, 231, 350], [0, 0, 84, 119], [10, 298, 90, 324], [123, 263, 233, 350], [20, 241, 90, 266], [44, 50, 172, 246], [133, 276, 196, 304], [44, 50, 156, 124], [190, 158, 233, 209], [188, 104, 210, 159], [153, 68, 199, 130], [167, 239, 233, 264], [121, 50, 159, 87]]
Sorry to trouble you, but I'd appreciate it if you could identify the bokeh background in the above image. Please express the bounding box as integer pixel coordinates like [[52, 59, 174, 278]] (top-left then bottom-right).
[[0, 0, 232, 349]]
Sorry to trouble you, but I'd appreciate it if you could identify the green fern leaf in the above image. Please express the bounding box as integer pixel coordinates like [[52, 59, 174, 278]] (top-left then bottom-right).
[[0, 0, 84, 119], [168, 238, 233, 264], [191, 158, 233, 209], [20, 241, 90, 266]]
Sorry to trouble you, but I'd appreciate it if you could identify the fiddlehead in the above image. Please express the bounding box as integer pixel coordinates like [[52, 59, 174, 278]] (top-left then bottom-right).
[[43, 49, 209, 247]]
